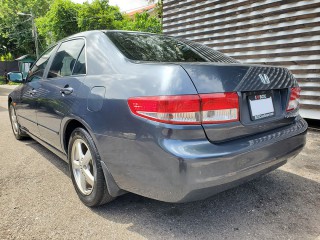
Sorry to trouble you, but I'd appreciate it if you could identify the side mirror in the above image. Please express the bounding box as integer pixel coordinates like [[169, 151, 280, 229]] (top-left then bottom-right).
[[7, 72, 24, 83]]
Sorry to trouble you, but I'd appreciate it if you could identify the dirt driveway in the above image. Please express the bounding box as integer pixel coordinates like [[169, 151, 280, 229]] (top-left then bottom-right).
[[0, 85, 319, 240]]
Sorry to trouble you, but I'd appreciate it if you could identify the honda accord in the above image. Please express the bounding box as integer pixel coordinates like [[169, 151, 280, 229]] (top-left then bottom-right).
[[7, 30, 307, 206]]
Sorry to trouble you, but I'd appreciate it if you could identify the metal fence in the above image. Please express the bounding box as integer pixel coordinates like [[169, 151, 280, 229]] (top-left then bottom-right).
[[0, 61, 19, 76], [163, 0, 320, 120]]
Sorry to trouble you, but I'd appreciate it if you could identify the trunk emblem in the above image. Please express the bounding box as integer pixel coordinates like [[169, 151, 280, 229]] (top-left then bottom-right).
[[258, 74, 270, 84]]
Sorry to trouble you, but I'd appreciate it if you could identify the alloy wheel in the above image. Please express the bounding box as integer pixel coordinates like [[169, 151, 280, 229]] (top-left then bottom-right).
[[10, 105, 19, 135], [71, 139, 95, 195]]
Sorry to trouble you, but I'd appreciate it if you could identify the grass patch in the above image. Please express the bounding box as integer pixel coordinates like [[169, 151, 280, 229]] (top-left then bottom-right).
[[0, 76, 21, 85], [8, 81, 21, 85], [0, 76, 5, 85]]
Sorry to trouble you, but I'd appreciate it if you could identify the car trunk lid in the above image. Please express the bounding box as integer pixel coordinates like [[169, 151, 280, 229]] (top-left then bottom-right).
[[180, 63, 299, 142]]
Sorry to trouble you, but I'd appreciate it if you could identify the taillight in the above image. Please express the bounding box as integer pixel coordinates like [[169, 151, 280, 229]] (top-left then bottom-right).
[[127, 95, 201, 125], [286, 87, 301, 112], [128, 92, 239, 125], [200, 93, 239, 124]]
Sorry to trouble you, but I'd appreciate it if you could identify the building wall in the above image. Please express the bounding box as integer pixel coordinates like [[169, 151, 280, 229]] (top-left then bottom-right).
[[163, 0, 320, 119]]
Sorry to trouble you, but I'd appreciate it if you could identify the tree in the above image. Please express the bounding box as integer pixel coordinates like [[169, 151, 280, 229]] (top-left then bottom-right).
[[121, 12, 161, 34], [0, 0, 53, 57], [0, 0, 162, 58], [77, 0, 123, 31], [77, 0, 161, 33], [36, 0, 81, 46], [148, 0, 163, 23]]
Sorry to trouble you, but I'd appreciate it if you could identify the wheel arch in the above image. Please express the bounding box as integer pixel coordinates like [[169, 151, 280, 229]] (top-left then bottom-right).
[[62, 117, 125, 198], [62, 118, 89, 154], [8, 96, 12, 107]]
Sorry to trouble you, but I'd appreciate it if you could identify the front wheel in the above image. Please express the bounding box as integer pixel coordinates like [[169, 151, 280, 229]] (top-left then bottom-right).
[[68, 127, 114, 207], [9, 103, 27, 140]]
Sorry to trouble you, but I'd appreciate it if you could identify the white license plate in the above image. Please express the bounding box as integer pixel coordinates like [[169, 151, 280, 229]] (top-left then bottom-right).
[[248, 94, 275, 120]]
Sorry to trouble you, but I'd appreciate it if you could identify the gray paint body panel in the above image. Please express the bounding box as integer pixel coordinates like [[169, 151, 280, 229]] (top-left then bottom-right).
[[8, 30, 308, 203]]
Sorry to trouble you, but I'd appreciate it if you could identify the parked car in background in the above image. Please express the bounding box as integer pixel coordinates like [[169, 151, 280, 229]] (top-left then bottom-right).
[[7, 30, 307, 207]]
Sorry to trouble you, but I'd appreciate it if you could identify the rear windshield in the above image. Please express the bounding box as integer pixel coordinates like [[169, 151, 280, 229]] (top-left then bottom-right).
[[106, 32, 206, 62], [106, 32, 238, 63]]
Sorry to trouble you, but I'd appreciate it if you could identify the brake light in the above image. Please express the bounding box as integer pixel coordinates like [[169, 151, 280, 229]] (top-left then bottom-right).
[[200, 93, 239, 123], [127, 95, 201, 124], [128, 92, 239, 125], [286, 87, 301, 112]]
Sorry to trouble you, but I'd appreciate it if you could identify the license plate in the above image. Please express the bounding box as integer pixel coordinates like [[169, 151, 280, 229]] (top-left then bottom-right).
[[248, 93, 275, 120]]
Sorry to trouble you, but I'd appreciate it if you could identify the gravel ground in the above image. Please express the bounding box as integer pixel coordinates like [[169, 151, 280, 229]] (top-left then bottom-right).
[[0, 85, 319, 240]]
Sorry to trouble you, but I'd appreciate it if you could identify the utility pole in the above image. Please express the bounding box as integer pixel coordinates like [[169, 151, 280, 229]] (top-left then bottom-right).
[[30, 12, 39, 59], [17, 12, 39, 59]]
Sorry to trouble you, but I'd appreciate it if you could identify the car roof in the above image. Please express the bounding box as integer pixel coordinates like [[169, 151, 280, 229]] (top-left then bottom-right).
[[63, 30, 159, 41]]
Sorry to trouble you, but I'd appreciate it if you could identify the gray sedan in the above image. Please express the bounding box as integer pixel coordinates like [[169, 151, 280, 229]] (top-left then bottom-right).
[[7, 30, 307, 206]]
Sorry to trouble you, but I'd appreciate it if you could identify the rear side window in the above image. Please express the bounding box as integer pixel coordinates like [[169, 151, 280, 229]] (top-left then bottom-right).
[[48, 39, 85, 78], [106, 32, 238, 63], [106, 32, 207, 62]]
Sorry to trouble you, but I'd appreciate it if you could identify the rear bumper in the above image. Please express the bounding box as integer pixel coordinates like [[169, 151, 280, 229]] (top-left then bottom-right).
[[173, 135, 304, 202], [98, 118, 308, 203]]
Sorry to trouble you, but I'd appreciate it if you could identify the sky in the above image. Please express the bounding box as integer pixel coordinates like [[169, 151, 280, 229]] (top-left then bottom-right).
[[71, 0, 150, 12]]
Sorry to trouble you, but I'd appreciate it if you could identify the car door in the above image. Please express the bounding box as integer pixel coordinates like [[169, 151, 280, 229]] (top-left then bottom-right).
[[17, 47, 56, 137], [36, 38, 86, 151]]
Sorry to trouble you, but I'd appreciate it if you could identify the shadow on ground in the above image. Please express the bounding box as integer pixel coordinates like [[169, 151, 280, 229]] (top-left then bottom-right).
[[25, 139, 70, 176], [25, 138, 320, 240]]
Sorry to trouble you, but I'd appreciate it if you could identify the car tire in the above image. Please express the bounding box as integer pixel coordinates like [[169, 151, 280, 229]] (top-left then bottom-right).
[[68, 127, 114, 207], [9, 103, 28, 140]]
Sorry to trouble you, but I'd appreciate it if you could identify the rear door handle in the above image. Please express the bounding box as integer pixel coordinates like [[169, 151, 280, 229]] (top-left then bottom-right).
[[60, 87, 73, 96]]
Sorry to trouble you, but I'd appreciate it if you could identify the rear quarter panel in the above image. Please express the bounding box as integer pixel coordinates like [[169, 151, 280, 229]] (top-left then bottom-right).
[[66, 32, 205, 193]]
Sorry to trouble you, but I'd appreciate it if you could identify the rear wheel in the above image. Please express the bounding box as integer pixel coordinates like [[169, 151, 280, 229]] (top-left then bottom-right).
[[9, 103, 27, 140], [68, 127, 114, 207]]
